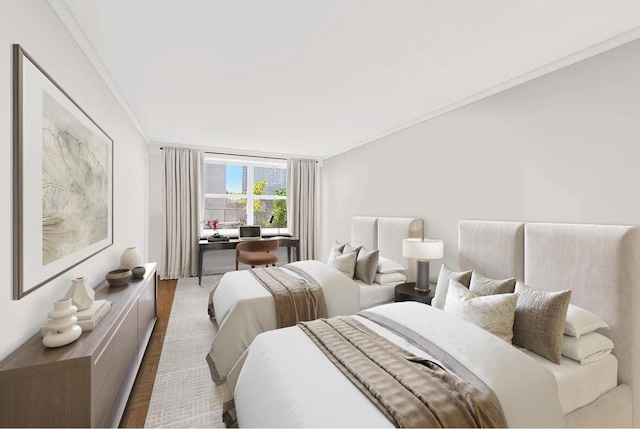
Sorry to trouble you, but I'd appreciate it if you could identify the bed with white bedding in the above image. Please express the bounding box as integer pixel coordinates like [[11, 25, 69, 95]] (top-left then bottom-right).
[[225, 221, 640, 427], [207, 216, 422, 383]]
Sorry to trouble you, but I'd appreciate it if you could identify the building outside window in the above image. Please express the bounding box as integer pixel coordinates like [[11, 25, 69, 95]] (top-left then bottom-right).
[[202, 154, 287, 235]]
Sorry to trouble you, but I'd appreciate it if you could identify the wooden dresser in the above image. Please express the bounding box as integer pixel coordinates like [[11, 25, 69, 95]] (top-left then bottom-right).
[[0, 262, 157, 428]]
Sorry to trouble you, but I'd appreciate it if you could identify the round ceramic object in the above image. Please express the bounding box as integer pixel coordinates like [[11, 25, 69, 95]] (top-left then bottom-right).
[[105, 268, 132, 287], [120, 247, 142, 270], [48, 315, 78, 333], [42, 324, 82, 348], [131, 266, 146, 279], [47, 298, 77, 319]]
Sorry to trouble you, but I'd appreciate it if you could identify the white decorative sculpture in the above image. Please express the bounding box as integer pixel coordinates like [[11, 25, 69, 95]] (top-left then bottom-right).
[[120, 247, 142, 270], [42, 298, 82, 348], [64, 277, 94, 311]]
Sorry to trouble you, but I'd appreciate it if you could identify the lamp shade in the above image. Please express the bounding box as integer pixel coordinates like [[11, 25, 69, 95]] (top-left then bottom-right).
[[402, 238, 444, 260]]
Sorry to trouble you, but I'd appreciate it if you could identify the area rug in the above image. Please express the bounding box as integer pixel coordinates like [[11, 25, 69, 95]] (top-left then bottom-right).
[[145, 275, 225, 428]]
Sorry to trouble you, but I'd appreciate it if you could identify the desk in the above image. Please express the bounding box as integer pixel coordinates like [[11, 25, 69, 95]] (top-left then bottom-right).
[[198, 237, 300, 285]]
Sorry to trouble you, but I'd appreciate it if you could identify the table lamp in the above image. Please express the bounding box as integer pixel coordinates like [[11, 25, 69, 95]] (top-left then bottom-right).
[[402, 238, 444, 291]]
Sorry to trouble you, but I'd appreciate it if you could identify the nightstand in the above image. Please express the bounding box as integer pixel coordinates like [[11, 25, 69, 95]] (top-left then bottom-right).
[[394, 282, 436, 305]]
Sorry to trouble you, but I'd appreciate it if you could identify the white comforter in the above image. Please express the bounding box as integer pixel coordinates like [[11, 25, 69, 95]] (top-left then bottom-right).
[[233, 302, 566, 428], [209, 260, 360, 382]]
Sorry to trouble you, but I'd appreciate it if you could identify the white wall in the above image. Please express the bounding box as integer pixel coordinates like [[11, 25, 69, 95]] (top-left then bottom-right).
[[321, 37, 640, 280], [0, 1, 149, 360]]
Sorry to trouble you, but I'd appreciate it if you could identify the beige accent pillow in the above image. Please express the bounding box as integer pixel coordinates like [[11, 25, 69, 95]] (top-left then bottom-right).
[[513, 281, 571, 364], [564, 304, 609, 338], [444, 280, 519, 343], [328, 250, 357, 278], [433, 264, 472, 310], [343, 243, 362, 255], [561, 332, 614, 364], [327, 241, 347, 264], [354, 248, 379, 285], [470, 272, 516, 296]]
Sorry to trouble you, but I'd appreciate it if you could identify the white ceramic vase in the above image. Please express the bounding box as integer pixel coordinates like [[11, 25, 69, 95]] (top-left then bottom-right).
[[64, 277, 94, 311], [120, 247, 142, 270], [43, 298, 82, 348]]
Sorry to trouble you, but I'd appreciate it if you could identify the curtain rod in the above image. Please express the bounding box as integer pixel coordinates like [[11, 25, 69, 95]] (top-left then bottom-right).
[[158, 147, 286, 161], [158, 147, 319, 162]]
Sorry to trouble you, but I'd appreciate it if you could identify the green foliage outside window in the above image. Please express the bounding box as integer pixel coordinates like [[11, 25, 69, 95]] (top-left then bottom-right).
[[271, 188, 287, 228], [233, 180, 287, 227]]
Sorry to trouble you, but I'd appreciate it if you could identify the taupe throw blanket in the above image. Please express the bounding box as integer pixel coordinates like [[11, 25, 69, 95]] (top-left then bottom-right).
[[298, 317, 507, 428], [250, 267, 326, 328]]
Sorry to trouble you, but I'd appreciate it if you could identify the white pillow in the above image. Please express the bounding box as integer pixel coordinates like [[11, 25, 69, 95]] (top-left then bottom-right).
[[561, 332, 614, 364], [327, 250, 357, 278], [327, 241, 347, 264], [564, 304, 609, 338], [374, 272, 407, 285], [376, 256, 405, 274], [444, 280, 519, 343]]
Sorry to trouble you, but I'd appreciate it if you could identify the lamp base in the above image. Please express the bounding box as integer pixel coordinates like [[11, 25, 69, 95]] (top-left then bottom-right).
[[415, 259, 430, 292]]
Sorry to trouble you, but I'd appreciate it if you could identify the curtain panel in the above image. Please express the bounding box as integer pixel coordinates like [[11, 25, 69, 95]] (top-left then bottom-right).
[[287, 158, 317, 260], [161, 147, 203, 279]]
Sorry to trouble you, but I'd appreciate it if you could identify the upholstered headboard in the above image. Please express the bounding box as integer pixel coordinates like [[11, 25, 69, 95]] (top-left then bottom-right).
[[458, 220, 640, 427], [525, 223, 640, 426], [458, 220, 525, 280], [351, 216, 423, 282]]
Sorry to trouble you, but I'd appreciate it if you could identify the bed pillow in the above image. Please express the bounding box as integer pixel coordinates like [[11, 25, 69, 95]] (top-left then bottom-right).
[[377, 257, 406, 274], [328, 250, 358, 278], [561, 332, 614, 364], [374, 272, 407, 285], [354, 248, 379, 285], [469, 272, 516, 296], [327, 241, 347, 263], [444, 280, 518, 343], [433, 264, 472, 310], [564, 304, 609, 338], [343, 243, 362, 256], [512, 281, 571, 364]]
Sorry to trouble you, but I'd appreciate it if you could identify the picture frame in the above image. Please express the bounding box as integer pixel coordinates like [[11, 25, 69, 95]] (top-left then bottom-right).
[[13, 45, 113, 299]]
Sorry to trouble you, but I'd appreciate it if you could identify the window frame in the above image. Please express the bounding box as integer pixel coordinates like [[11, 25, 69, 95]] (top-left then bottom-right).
[[202, 154, 288, 237]]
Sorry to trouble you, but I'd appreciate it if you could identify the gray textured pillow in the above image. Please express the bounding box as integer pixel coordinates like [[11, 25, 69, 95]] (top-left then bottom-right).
[[328, 251, 357, 278], [354, 248, 379, 285], [433, 264, 472, 309], [513, 281, 571, 364], [470, 272, 516, 296]]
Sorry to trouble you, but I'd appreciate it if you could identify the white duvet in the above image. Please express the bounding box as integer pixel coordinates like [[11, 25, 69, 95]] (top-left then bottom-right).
[[208, 260, 360, 383], [233, 302, 566, 428]]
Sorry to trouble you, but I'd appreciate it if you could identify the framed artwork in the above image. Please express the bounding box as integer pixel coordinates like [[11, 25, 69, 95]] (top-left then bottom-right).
[[13, 45, 113, 299]]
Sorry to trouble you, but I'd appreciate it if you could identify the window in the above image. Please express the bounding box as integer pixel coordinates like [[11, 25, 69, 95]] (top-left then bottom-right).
[[202, 154, 287, 235]]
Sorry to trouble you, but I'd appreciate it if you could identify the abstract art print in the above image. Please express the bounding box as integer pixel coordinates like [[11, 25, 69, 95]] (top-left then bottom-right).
[[14, 45, 113, 299]]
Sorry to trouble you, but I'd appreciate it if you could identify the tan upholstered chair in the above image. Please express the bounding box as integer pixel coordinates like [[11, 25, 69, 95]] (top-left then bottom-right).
[[235, 239, 279, 270]]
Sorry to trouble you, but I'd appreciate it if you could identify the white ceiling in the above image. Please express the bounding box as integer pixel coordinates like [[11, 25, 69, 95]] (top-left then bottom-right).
[[57, 0, 640, 159]]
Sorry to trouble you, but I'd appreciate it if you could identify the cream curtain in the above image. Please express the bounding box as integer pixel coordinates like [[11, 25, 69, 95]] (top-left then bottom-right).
[[286, 158, 317, 260], [161, 147, 203, 279]]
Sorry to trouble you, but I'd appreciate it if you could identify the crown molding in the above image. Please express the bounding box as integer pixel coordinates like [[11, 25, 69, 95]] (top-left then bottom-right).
[[47, 0, 150, 143], [324, 25, 640, 160]]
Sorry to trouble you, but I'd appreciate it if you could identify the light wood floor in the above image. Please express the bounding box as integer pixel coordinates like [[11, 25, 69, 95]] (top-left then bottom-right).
[[120, 278, 178, 428]]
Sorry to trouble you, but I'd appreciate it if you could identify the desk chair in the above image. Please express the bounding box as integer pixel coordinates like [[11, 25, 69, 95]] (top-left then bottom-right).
[[235, 239, 279, 270]]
